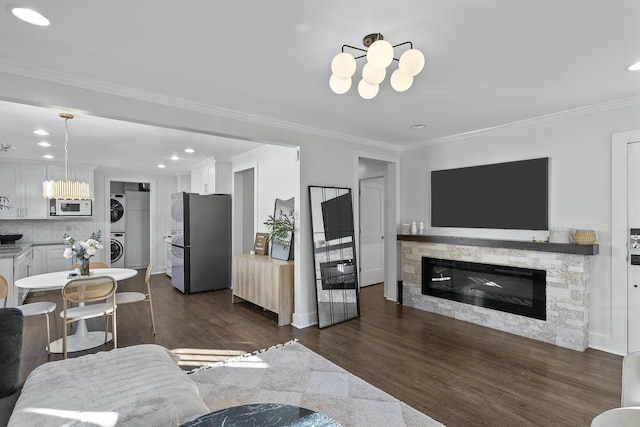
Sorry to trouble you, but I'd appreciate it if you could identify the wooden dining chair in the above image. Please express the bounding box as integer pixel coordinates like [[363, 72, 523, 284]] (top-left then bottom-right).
[[113, 264, 156, 334], [2, 274, 57, 355], [70, 261, 109, 270], [0, 275, 8, 308], [60, 275, 118, 359]]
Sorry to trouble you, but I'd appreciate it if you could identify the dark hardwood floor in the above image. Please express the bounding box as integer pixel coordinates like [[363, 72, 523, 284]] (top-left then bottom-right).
[[20, 270, 621, 426]]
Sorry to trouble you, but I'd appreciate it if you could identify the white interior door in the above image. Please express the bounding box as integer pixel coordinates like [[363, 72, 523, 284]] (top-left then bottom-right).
[[359, 179, 385, 286], [628, 142, 640, 352]]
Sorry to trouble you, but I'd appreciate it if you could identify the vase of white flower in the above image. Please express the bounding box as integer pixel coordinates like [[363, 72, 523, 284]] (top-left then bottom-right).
[[63, 230, 103, 276]]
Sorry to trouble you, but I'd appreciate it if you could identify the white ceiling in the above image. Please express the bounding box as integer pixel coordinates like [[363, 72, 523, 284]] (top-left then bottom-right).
[[0, 1, 638, 174]]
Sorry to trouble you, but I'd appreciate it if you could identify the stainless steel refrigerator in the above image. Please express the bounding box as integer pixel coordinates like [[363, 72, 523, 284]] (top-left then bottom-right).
[[170, 192, 231, 293]]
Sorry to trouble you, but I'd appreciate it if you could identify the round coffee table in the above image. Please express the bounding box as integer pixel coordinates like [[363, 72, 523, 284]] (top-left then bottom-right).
[[181, 403, 342, 426]]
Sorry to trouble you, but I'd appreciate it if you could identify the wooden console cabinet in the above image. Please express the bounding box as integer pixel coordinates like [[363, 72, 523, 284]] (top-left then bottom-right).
[[232, 254, 294, 326]]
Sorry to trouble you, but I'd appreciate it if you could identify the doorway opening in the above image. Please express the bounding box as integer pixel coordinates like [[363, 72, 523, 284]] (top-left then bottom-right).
[[108, 179, 154, 270], [356, 155, 398, 301], [232, 166, 256, 256]]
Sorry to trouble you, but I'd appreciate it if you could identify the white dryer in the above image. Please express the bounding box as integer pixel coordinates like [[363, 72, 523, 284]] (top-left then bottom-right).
[[110, 232, 125, 268], [110, 193, 126, 232]]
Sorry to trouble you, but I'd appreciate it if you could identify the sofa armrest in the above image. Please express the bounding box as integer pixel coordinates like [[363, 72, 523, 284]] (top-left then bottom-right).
[[622, 352, 640, 407]]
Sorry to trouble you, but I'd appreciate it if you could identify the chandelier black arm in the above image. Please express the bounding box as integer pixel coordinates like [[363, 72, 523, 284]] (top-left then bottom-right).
[[341, 41, 414, 62]]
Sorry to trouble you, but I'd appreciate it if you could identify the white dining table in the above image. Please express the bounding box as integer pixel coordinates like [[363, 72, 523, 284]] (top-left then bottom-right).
[[15, 268, 138, 354]]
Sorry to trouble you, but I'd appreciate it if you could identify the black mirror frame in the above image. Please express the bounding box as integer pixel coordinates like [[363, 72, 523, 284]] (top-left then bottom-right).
[[308, 185, 360, 328]]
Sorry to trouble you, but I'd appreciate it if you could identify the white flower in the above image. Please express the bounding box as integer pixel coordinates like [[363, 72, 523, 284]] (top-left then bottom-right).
[[63, 231, 103, 260]]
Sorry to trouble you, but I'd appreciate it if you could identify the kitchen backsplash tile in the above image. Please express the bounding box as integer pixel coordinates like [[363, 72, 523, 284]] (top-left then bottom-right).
[[0, 220, 103, 244]]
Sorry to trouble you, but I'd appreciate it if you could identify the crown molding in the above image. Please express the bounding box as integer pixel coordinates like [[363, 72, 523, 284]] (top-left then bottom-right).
[[0, 61, 401, 152], [2, 61, 637, 154], [402, 95, 640, 150]]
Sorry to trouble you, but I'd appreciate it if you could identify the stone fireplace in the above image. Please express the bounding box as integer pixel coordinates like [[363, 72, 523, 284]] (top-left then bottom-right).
[[398, 235, 598, 351], [422, 257, 547, 321]]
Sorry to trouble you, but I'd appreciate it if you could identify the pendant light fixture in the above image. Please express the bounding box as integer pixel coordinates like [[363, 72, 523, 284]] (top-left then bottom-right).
[[330, 33, 425, 99], [42, 113, 91, 200]]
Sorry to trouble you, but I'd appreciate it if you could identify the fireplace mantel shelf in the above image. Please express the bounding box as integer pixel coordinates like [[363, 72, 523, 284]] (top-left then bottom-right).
[[397, 234, 598, 255]]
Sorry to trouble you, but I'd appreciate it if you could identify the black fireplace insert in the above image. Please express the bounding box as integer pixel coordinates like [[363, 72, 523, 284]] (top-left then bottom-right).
[[422, 257, 546, 320]]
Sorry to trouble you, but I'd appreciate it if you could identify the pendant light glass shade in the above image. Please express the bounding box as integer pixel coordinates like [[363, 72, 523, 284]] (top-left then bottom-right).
[[331, 52, 357, 79], [398, 49, 425, 76], [357, 79, 379, 99], [366, 40, 394, 69], [390, 69, 414, 92], [43, 180, 91, 200], [329, 74, 352, 94], [362, 63, 386, 85], [42, 113, 91, 200]]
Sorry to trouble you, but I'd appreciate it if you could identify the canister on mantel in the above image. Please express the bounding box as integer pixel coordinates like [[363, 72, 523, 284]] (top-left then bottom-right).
[[549, 227, 571, 244]]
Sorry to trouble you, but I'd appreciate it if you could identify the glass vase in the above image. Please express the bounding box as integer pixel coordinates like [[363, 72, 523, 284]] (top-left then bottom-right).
[[79, 259, 90, 276]]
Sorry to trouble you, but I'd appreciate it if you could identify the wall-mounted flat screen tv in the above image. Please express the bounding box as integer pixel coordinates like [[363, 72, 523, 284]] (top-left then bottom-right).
[[431, 157, 548, 230]]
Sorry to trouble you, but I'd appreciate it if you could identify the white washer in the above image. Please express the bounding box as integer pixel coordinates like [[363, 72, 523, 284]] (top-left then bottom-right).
[[110, 232, 125, 268], [110, 193, 126, 232]]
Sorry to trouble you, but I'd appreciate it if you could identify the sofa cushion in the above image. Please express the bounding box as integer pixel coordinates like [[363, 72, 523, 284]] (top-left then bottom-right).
[[0, 308, 23, 399], [8, 344, 209, 426]]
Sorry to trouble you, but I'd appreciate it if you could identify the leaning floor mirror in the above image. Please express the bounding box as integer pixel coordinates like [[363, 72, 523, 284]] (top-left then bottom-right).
[[309, 185, 360, 328]]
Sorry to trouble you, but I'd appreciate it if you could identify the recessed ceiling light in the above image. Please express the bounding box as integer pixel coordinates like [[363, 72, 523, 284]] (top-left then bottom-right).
[[628, 60, 640, 71], [410, 124, 426, 129], [11, 8, 50, 26], [170, 155, 180, 161], [38, 141, 51, 147], [184, 148, 195, 153], [42, 154, 54, 159], [157, 164, 166, 168], [33, 129, 50, 136]]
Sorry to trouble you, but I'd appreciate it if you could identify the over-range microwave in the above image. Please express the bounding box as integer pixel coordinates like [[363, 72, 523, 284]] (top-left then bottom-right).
[[49, 199, 93, 216]]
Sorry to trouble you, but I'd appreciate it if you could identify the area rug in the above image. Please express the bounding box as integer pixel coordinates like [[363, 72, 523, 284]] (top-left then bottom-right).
[[188, 340, 444, 427]]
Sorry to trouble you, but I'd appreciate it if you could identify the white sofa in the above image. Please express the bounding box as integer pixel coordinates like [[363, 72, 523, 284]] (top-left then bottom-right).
[[8, 344, 210, 426], [591, 352, 640, 426]]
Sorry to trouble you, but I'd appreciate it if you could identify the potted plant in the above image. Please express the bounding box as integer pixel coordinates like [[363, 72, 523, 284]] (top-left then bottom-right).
[[264, 209, 294, 260]]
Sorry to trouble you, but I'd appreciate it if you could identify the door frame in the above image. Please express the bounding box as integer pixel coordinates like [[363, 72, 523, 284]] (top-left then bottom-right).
[[611, 129, 640, 355], [353, 152, 400, 301], [105, 176, 156, 271]]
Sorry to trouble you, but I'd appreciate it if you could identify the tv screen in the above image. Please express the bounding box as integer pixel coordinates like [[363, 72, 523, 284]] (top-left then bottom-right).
[[321, 193, 354, 241], [431, 157, 548, 230]]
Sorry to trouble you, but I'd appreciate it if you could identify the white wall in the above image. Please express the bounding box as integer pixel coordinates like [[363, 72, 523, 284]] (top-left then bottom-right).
[[401, 104, 640, 354], [233, 145, 299, 238]]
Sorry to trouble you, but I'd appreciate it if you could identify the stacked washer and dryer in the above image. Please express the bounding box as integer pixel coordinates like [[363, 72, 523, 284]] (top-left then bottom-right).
[[110, 194, 126, 268]]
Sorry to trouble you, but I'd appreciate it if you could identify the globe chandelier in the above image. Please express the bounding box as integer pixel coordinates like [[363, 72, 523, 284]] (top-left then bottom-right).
[[42, 113, 91, 200], [329, 33, 425, 100]]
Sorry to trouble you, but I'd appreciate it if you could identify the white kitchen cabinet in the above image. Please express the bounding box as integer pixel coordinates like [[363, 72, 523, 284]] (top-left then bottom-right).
[[164, 237, 172, 277], [32, 244, 73, 275], [14, 248, 32, 305], [0, 164, 47, 219], [125, 191, 150, 268], [190, 159, 231, 194], [46, 244, 73, 272], [20, 165, 48, 219], [0, 248, 34, 307], [31, 245, 47, 275]]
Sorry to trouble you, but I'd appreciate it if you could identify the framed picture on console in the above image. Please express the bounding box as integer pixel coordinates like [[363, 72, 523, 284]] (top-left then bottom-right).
[[253, 232, 269, 255]]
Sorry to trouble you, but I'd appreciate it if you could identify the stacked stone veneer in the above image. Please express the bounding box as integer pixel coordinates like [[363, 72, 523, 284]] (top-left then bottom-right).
[[401, 241, 591, 351]]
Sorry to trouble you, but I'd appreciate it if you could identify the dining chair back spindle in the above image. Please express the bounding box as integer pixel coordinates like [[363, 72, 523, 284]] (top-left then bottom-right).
[[61, 276, 118, 359], [113, 264, 155, 334]]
